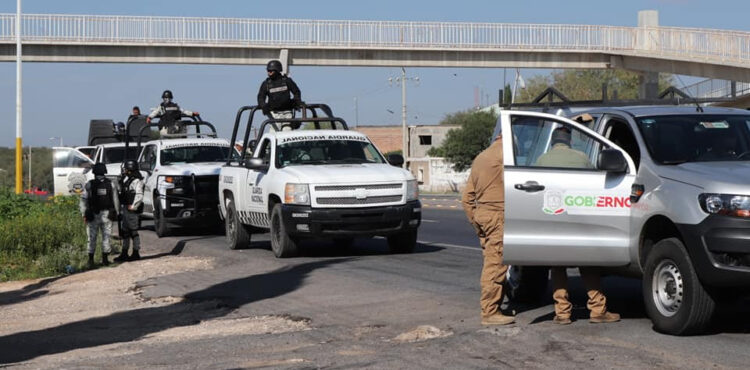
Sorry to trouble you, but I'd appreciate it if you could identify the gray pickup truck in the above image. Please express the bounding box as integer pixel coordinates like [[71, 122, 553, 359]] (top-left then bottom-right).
[[493, 106, 750, 335]]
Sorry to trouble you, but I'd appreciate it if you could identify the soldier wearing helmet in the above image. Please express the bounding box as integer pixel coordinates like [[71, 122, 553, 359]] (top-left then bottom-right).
[[115, 160, 145, 262], [257, 60, 303, 120], [147, 90, 199, 135], [80, 163, 120, 267]]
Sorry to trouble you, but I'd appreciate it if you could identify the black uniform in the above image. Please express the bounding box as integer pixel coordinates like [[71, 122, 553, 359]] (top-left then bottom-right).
[[157, 101, 183, 129], [257, 74, 302, 113]]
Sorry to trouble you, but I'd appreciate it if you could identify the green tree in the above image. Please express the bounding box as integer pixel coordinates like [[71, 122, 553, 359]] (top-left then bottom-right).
[[518, 70, 673, 103], [427, 110, 497, 172]]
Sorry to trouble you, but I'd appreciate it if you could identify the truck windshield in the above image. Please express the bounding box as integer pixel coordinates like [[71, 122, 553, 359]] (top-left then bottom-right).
[[276, 140, 385, 168], [103, 147, 141, 164], [637, 115, 750, 164], [160, 146, 235, 165]]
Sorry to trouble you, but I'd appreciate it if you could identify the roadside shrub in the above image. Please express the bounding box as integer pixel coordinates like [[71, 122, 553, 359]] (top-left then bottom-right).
[[0, 189, 91, 281]]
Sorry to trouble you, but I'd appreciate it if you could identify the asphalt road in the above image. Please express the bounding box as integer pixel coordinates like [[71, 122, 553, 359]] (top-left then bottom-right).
[[2, 197, 750, 368]]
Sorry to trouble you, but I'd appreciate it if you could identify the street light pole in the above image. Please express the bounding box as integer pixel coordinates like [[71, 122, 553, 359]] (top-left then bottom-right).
[[389, 68, 419, 169], [15, 0, 23, 194]]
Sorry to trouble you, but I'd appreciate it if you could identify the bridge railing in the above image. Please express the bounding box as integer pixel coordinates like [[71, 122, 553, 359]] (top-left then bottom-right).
[[1, 14, 749, 66]]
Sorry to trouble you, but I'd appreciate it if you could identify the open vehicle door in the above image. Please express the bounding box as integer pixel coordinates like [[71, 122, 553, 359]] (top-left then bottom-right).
[[500, 111, 636, 266], [52, 147, 94, 196]]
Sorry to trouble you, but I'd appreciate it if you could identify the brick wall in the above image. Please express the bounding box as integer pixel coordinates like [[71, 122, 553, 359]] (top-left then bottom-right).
[[354, 126, 403, 153]]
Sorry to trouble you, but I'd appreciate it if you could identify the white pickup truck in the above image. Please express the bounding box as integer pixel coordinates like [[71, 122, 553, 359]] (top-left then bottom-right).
[[218, 104, 421, 257], [130, 117, 234, 237]]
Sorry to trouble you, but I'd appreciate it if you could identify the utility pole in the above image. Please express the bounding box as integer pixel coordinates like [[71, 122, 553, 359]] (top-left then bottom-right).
[[389, 68, 419, 169], [27, 146, 31, 191], [353, 97, 359, 128], [15, 0, 22, 194]]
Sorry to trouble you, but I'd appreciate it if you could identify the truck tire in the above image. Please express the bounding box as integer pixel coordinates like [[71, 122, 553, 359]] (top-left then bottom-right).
[[225, 199, 250, 250], [387, 229, 417, 254], [333, 238, 355, 249], [153, 197, 171, 238], [270, 204, 298, 258], [505, 266, 549, 304], [643, 237, 715, 335]]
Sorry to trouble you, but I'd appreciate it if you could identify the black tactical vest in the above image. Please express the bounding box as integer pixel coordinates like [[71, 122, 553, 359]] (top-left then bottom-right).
[[159, 102, 182, 127], [88, 177, 114, 213], [265, 76, 293, 111]]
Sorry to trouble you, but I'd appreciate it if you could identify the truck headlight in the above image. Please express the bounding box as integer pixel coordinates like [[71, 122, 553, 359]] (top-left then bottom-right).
[[285, 183, 310, 205], [406, 180, 419, 201], [699, 194, 750, 217]]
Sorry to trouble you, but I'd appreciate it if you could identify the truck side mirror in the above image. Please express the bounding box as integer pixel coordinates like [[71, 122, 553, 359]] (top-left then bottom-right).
[[139, 161, 152, 173], [598, 148, 628, 173], [245, 158, 269, 172], [387, 154, 404, 167]]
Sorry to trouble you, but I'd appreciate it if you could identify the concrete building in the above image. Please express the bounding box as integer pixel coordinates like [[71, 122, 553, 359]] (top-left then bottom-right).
[[356, 124, 469, 193]]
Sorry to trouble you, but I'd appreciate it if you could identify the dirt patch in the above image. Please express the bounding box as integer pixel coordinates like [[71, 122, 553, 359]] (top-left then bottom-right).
[[393, 325, 453, 343], [0, 256, 214, 335], [143, 315, 311, 342]]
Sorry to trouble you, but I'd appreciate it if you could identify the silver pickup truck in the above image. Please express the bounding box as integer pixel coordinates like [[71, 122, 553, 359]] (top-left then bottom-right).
[[494, 106, 750, 335]]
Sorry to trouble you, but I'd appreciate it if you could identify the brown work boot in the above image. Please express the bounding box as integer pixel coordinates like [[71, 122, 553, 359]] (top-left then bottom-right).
[[553, 315, 572, 325], [481, 313, 515, 326], [590, 311, 620, 323]]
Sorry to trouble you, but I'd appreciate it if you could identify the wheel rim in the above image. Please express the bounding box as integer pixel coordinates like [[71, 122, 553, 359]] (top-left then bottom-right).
[[652, 259, 684, 317]]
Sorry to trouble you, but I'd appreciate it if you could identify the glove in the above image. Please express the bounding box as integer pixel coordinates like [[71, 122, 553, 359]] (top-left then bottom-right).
[[146, 117, 152, 124], [84, 209, 94, 223], [294, 99, 304, 109], [261, 105, 270, 116], [192, 112, 199, 116], [108, 209, 118, 221]]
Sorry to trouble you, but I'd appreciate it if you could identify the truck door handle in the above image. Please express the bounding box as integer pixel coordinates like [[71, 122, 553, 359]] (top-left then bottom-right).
[[514, 181, 545, 192]]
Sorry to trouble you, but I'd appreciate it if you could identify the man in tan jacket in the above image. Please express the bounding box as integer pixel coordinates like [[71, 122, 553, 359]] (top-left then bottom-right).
[[462, 136, 514, 326], [535, 126, 620, 325]]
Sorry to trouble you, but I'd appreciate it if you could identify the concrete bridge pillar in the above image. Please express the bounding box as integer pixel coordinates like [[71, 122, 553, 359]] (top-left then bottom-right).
[[638, 10, 660, 99]]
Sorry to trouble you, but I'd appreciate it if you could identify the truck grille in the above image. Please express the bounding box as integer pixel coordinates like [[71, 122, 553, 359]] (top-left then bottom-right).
[[315, 183, 402, 191], [194, 175, 219, 209], [317, 195, 403, 205]]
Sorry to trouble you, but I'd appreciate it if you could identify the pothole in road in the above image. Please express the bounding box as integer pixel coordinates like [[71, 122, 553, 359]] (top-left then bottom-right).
[[392, 325, 453, 343]]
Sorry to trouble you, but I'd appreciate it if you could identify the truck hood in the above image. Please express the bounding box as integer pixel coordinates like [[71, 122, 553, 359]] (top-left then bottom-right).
[[659, 162, 750, 193], [281, 163, 412, 184], [157, 162, 223, 176]]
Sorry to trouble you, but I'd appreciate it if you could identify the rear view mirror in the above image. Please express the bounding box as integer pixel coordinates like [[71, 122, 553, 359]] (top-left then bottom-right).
[[245, 158, 269, 172], [139, 161, 152, 173], [387, 154, 404, 167], [598, 148, 628, 173]]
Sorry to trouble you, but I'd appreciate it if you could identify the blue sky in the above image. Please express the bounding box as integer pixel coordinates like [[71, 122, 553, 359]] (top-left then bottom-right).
[[1, 0, 749, 147]]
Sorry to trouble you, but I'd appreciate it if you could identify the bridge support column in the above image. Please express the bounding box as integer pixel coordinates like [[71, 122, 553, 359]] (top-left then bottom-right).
[[638, 10, 660, 99], [279, 49, 290, 75]]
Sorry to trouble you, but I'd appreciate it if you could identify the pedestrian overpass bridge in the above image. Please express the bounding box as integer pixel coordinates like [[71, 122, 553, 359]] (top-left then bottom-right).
[[1, 13, 750, 82]]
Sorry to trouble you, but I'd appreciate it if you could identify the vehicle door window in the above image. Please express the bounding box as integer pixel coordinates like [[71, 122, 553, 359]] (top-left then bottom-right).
[[604, 118, 641, 170], [68, 150, 93, 169], [511, 115, 603, 170], [141, 145, 156, 170], [255, 139, 272, 165]]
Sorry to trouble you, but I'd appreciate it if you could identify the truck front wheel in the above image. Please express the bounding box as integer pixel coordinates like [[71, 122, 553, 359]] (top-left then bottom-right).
[[643, 237, 715, 335], [153, 197, 171, 238], [387, 229, 417, 254], [225, 199, 250, 250], [270, 204, 298, 258]]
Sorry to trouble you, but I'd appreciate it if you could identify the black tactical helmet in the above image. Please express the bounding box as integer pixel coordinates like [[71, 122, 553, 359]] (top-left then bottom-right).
[[92, 163, 107, 176], [266, 60, 283, 73], [161, 90, 173, 99], [123, 160, 139, 172]]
